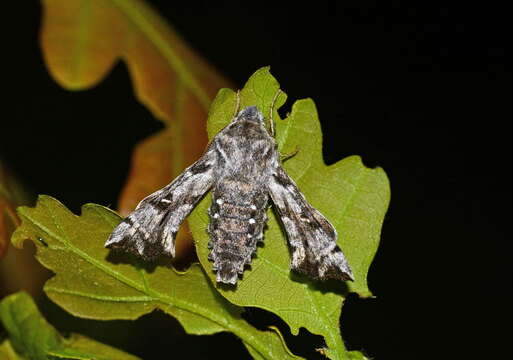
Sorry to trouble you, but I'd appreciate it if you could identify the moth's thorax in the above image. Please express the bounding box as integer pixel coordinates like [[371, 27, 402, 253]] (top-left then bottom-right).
[[214, 119, 278, 181]]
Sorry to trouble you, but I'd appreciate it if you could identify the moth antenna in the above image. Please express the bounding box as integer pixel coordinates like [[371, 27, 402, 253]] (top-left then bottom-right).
[[269, 89, 282, 137], [281, 145, 300, 162], [232, 90, 241, 119]]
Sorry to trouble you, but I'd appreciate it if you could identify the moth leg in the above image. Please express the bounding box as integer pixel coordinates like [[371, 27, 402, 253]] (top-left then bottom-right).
[[280, 146, 300, 162], [105, 146, 217, 260], [232, 90, 241, 119], [268, 165, 354, 281]]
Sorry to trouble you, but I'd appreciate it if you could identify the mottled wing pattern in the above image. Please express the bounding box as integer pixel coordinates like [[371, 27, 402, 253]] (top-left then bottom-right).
[[105, 147, 217, 260], [268, 165, 354, 281]]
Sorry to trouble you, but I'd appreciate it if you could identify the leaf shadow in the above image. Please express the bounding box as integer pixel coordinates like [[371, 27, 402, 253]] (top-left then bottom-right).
[[289, 271, 349, 297], [215, 281, 238, 292], [105, 250, 173, 274]]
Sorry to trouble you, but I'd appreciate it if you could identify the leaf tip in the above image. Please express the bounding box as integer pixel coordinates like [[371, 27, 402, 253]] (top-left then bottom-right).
[[256, 65, 272, 74], [36, 194, 59, 207], [244, 66, 278, 90]]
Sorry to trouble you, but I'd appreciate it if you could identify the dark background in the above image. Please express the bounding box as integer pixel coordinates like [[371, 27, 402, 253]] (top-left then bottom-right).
[[3, 1, 510, 359]]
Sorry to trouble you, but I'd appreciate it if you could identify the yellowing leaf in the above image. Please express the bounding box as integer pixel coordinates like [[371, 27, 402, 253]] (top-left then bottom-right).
[[12, 196, 302, 360], [0, 162, 27, 258], [40, 0, 228, 115], [0, 161, 46, 299], [40, 0, 233, 255], [188, 67, 391, 360]]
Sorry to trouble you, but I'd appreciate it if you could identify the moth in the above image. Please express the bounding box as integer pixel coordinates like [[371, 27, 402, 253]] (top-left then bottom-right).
[[105, 105, 353, 285]]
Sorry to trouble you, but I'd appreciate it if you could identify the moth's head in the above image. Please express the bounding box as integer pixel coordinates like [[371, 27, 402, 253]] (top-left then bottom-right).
[[235, 106, 264, 124]]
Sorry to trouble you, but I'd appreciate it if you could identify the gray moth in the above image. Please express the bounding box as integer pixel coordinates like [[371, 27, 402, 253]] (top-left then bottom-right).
[[105, 105, 353, 285]]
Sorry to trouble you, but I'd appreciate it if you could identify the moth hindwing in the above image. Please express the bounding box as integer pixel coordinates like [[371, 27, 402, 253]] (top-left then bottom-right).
[[106, 105, 353, 285]]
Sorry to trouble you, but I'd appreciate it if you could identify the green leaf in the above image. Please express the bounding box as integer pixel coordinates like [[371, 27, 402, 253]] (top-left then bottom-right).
[[189, 67, 391, 360], [0, 340, 25, 360], [0, 292, 138, 360], [0, 292, 61, 360], [11, 196, 301, 360], [47, 333, 138, 360]]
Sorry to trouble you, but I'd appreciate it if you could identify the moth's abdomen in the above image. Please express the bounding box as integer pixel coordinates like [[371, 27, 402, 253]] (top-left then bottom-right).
[[208, 182, 268, 284]]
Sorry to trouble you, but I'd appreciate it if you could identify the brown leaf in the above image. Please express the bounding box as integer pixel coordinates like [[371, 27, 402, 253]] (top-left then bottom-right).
[[40, 0, 233, 258], [0, 198, 17, 259], [40, 0, 229, 118], [0, 162, 24, 258], [0, 161, 48, 297]]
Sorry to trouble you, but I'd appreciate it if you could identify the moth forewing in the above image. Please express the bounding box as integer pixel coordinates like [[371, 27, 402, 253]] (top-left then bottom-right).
[[268, 165, 354, 281], [105, 146, 217, 260]]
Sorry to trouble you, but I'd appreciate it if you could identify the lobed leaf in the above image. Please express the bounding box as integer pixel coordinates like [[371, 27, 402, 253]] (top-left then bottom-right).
[[189, 67, 391, 360], [40, 0, 233, 251], [40, 0, 228, 116], [0, 291, 139, 360], [11, 196, 301, 360]]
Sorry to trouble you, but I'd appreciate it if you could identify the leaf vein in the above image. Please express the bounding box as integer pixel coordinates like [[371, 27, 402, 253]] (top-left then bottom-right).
[[44, 287, 154, 302], [110, 0, 211, 110]]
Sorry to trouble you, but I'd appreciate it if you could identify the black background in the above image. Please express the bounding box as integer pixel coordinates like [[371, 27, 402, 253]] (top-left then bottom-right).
[[3, 1, 510, 359]]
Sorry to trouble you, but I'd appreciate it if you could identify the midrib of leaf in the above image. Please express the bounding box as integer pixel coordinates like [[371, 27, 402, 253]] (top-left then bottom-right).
[[27, 203, 281, 359], [110, 0, 211, 110], [255, 249, 348, 358], [41, 289, 153, 303], [310, 294, 346, 360]]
